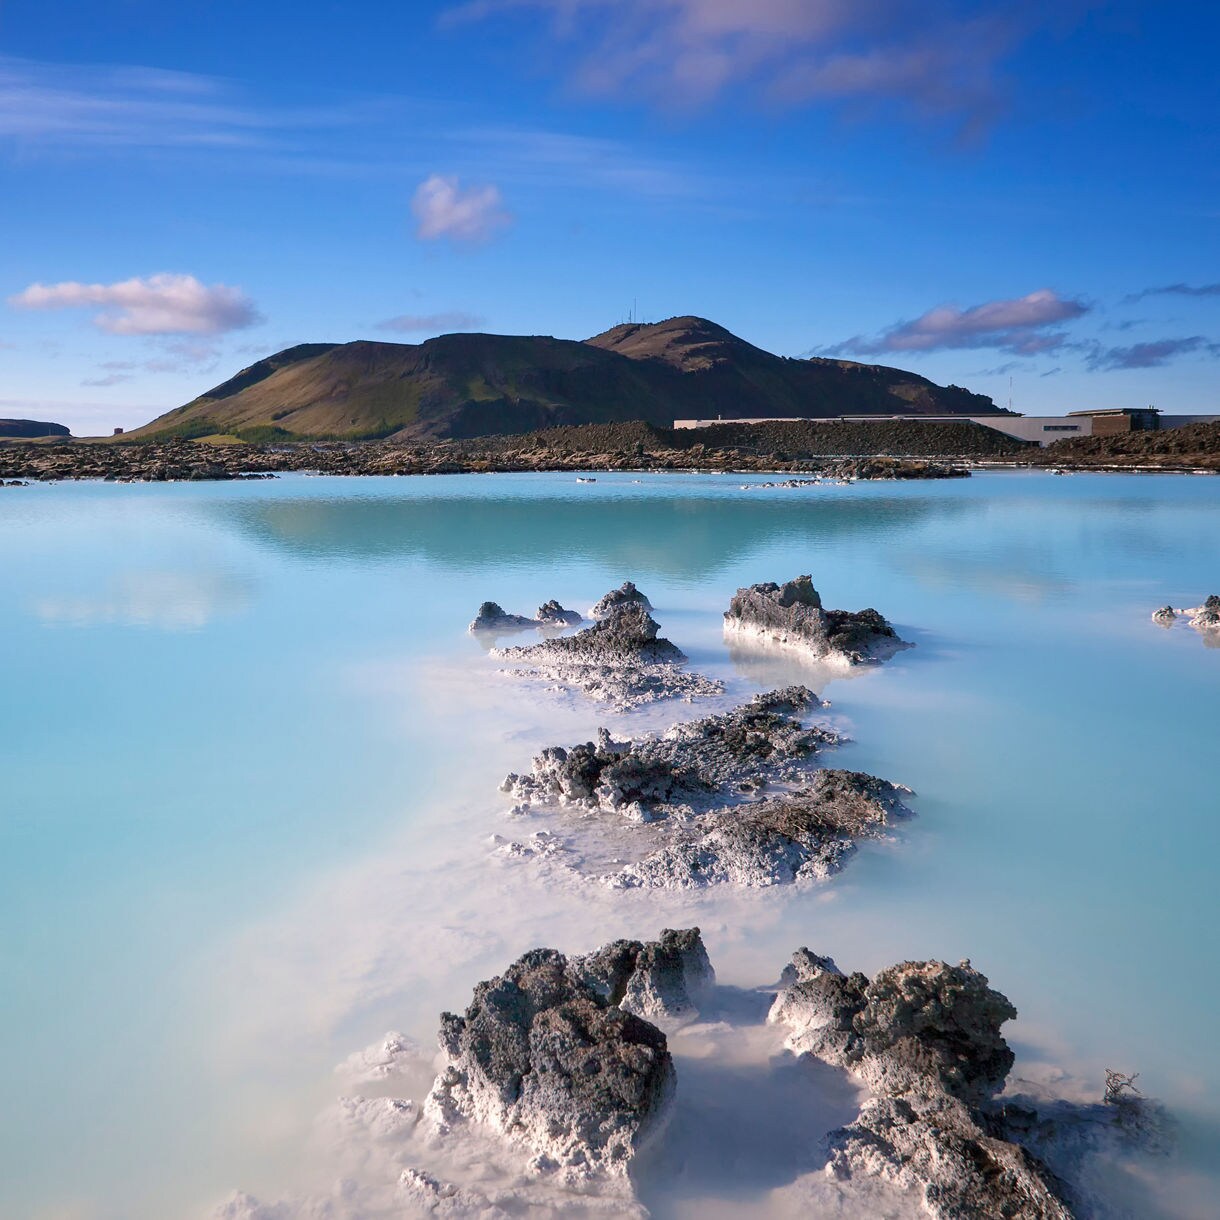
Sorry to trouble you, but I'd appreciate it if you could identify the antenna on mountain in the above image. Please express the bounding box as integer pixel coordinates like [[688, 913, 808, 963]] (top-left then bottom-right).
[[1008, 374, 1013, 413]]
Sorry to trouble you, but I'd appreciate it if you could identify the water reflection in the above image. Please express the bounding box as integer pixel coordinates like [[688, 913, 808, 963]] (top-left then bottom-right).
[[213, 490, 970, 579]]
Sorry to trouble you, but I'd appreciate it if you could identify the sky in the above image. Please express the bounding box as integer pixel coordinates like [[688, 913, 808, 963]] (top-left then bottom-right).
[[1, 0, 1217, 434]]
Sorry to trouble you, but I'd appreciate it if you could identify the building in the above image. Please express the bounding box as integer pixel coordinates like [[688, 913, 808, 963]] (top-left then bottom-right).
[[673, 408, 1220, 448]]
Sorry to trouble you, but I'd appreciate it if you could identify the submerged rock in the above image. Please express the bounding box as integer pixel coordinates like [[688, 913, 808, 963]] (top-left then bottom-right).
[[494, 597, 722, 710], [723, 575, 909, 665], [572, 928, 715, 1022], [424, 947, 675, 1179], [771, 951, 1078, 1218], [590, 581, 653, 620], [1152, 605, 1177, 626]]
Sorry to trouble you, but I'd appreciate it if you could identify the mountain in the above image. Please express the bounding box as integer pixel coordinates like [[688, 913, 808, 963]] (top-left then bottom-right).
[[0, 418, 71, 438], [131, 316, 998, 442]]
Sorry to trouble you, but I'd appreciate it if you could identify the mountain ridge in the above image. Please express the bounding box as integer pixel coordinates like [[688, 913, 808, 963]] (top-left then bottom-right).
[[131, 315, 999, 441]]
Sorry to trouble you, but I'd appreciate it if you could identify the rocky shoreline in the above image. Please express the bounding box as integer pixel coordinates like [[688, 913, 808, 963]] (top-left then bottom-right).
[[0, 437, 975, 483]]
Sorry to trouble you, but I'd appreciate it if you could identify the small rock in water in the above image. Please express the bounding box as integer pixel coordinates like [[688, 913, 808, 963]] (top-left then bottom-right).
[[536, 598, 583, 627], [494, 595, 722, 710], [469, 601, 538, 634], [590, 580, 653, 620], [724, 574, 909, 665]]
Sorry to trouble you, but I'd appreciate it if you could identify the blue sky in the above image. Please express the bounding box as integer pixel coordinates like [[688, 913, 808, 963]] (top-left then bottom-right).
[[1, 0, 1217, 433]]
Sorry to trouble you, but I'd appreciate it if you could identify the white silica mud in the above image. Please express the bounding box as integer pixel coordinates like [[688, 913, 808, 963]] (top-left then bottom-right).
[[1, 470, 1219, 1220]]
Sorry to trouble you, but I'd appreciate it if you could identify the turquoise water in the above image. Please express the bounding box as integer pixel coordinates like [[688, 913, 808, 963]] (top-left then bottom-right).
[[2, 471, 1219, 1219]]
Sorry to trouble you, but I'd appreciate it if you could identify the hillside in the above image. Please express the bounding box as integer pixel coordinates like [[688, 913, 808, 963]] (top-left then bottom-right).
[[131, 316, 998, 442], [0, 418, 70, 438]]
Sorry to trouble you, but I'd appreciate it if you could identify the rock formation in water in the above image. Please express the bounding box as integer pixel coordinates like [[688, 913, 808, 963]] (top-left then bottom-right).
[[771, 951, 1079, 1218], [724, 575, 909, 665], [503, 687, 830, 818], [470, 599, 584, 634], [500, 688, 912, 887], [494, 596, 722, 709], [614, 769, 911, 889], [423, 946, 677, 1179], [571, 927, 715, 1022], [469, 601, 540, 633], [590, 581, 653, 620], [1151, 595, 1220, 642], [537, 599, 583, 627], [1190, 594, 1220, 632]]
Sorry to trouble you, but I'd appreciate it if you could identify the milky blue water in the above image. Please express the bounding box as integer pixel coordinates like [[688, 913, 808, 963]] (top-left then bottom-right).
[[2, 471, 1219, 1220]]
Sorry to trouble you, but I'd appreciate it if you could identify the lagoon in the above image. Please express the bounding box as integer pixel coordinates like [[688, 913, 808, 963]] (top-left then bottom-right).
[[2, 470, 1218, 1219]]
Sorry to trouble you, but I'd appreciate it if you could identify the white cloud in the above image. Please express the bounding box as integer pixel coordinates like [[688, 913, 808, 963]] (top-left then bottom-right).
[[9, 273, 262, 335], [411, 174, 511, 243], [448, 0, 1026, 129], [376, 311, 487, 333], [824, 289, 1089, 358]]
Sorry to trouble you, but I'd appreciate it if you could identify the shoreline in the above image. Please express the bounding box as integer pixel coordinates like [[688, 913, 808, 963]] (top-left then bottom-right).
[[3, 440, 1218, 484]]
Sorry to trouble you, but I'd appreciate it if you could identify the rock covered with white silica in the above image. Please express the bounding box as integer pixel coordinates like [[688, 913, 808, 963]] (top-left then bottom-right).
[[423, 946, 675, 1180], [494, 596, 723, 709], [770, 951, 1079, 1219], [724, 575, 909, 665], [590, 581, 652, 620], [536, 599, 583, 627], [571, 927, 715, 1022]]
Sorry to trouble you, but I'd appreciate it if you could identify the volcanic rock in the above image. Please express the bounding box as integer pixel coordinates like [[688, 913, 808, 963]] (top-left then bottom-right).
[[572, 928, 715, 1022], [590, 581, 653, 620], [724, 575, 908, 665], [424, 948, 674, 1179]]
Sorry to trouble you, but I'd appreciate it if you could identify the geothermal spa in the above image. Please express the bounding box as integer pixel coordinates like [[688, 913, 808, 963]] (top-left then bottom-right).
[[2, 470, 1218, 1219]]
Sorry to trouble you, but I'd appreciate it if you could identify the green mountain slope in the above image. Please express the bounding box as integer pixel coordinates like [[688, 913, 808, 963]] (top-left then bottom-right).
[[132, 316, 998, 441]]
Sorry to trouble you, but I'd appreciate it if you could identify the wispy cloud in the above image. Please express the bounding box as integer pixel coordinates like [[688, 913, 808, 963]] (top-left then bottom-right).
[[1123, 282, 1220, 304], [10, 273, 262, 336], [446, 0, 1037, 132], [822, 289, 1088, 358], [1085, 336, 1220, 371], [0, 54, 381, 153], [377, 311, 487, 333], [411, 174, 511, 243]]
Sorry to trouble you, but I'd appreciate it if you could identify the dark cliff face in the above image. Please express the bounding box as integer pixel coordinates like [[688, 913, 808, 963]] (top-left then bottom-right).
[[134, 315, 997, 442], [0, 418, 71, 438]]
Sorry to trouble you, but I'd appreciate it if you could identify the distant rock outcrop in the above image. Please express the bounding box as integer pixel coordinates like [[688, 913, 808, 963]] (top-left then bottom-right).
[[1151, 594, 1220, 643], [724, 575, 908, 665]]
